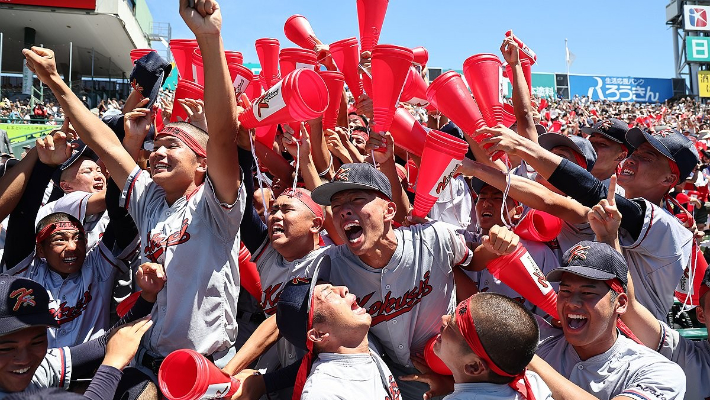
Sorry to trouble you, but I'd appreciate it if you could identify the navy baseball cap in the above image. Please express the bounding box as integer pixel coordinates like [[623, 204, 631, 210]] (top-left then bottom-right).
[[0, 275, 58, 336], [538, 133, 597, 173], [581, 118, 633, 153], [129, 51, 172, 109], [276, 255, 330, 350], [547, 241, 628, 290], [312, 163, 392, 206], [626, 128, 699, 182]]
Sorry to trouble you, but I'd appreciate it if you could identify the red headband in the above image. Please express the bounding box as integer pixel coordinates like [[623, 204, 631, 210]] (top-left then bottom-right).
[[281, 188, 324, 219], [605, 279, 643, 345], [155, 126, 207, 158], [667, 159, 680, 187], [572, 152, 587, 171], [700, 282, 710, 302], [36, 221, 84, 244], [292, 287, 317, 400], [455, 299, 536, 400]]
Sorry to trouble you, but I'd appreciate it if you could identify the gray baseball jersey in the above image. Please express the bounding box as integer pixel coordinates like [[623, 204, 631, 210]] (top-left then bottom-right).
[[326, 221, 472, 367], [443, 371, 553, 400], [301, 351, 400, 400], [120, 166, 246, 357], [536, 317, 686, 399], [6, 242, 126, 348], [656, 320, 710, 400], [0, 347, 72, 399], [619, 199, 693, 320]]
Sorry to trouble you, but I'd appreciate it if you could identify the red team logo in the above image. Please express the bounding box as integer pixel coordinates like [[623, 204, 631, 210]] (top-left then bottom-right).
[[689, 8, 708, 28], [144, 218, 192, 263], [10, 288, 36, 311], [49, 284, 93, 325], [567, 244, 590, 263], [356, 271, 434, 326]]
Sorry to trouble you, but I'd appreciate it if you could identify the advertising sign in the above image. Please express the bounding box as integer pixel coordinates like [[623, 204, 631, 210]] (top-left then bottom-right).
[[0, 0, 96, 10], [685, 5, 710, 31], [569, 75, 673, 103], [699, 71, 710, 98]]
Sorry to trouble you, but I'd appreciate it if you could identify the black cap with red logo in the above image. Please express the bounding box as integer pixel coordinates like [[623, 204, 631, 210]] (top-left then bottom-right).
[[0, 275, 58, 336]]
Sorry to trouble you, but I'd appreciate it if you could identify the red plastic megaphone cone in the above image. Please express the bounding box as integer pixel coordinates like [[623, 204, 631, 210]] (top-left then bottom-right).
[[284, 15, 319, 50], [239, 69, 329, 129], [130, 49, 157, 64], [170, 79, 204, 123], [255, 38, 281, 90], [487, 245, 559, 319], [192, 49, 205, 86], [426, 71, 486, 136], [116, 291, 142, 318], [400, 66, 428, 106], [405, 158, 418, 192], [255, 124, 278, 147], [170, 39, 199, 82], [675, 243, 708, 306], [390, 107, 427, 157], [424, 335, 452, 375], [413, 130, 469, 218], [279, 48, 318, 77], [229, 64, 254, 96], [239, 243, 263, 300], [514, 209, 563, 243], [319, 70, 345, 131], [504, 60, 533, 97], [463, 54, 504, 128], [370, 44, 414, 134], [412, 46, 429, 68], [159, 349, 240, 400], [225, 50, 244, 66], [245, 75, 263, 101], [329, 37, 363, 102], [357, 0, 389, 52]]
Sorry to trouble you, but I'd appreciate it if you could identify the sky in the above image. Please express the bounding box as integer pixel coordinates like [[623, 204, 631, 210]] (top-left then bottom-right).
[[146, 0, 678, 79]]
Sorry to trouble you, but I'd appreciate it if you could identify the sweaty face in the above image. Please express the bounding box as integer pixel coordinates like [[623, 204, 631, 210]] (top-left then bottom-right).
[[0, 327, 48, 393], [433, 309, 470, 372], [556, 273, 620, 358], [149, 136, 203, 190], [330, 190, 390, 256], [616, 142, 675, 197], [475, 185, 519, 233], [268, 196, 318, 249], [61, 158, 106, 193], [312, 284, 371, 335], [37, 227, 87, 278], [589, 134, 626, 180]]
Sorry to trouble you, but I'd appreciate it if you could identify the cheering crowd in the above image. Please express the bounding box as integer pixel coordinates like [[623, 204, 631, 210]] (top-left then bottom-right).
[[0, 0, 708, 399]]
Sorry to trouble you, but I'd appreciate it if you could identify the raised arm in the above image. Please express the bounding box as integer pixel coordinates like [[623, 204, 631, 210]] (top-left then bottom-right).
[[22, 47, 137, 188], [501, 35, 538, 143], [180, 0, 241, 203]]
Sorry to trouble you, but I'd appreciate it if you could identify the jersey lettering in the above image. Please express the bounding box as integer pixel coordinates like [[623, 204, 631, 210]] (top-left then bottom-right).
[[385, 375, 401, 400], [10, 288, 36, 311], [260, 283, 283, 315], [356, 271, 433, 326], [49, 284, 93, 325], [144, 218, 191, 263]]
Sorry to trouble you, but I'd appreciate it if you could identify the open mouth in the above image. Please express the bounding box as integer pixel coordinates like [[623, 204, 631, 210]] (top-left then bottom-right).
[[63, 256, 78, 264], [153, 162, 170, 173], [350, 297, 366, 315], [271, 223, 285, 236], [481, 211, 493, 218], [11, 366, 31, 375], [93, 182, 104, 191], [566, 313, 588, 331], [343, 222, 363, 243], [619, 168, 634, 177]]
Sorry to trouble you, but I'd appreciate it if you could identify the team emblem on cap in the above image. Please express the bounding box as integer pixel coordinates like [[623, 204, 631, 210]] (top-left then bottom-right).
[[599, 119, 613, 131], [656, 129, 672, 138], [130, 79, 144, 93], [333, 167, 351, 182], [567, 244, 590, 264], [10, 288, 36, 311]]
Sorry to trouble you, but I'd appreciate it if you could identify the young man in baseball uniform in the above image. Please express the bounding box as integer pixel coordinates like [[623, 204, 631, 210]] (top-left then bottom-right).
[[434, 293, 552, 400], [311, 162, 473, 400], [474, 126, 696, 320], [527, 241, 686, 400], [22, 0, 246, 391], [275, 277, 400, 400]]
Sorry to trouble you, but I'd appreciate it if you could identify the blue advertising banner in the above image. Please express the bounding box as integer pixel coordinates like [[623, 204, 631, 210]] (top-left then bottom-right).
[[569, 75, 673, 103]]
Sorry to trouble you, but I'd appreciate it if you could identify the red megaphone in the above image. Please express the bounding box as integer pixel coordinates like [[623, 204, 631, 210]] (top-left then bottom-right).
[[425, 71, 486, 136], [230, 64, 254, 96], [284, 15, 320, 51], [255, 124, 278, 148], [412, 46, 429, 68], [424, 335, 452, 375], [239, 69, 329, 129], [390, 107, 427, 157], [514, 209, 563, 242], [505, 30, 537, 64], [400, 66, 428, 106], [463, 54, 504, 128], [130, 49, 156, 64], [279, 48, 318, 77], [245, 75, 263, 101], [504, 59, 533, 97], [357, 0, 389, 53], [370, 44, 414, 134], [487, 244, 559, 319], [159, 349, 240, 400], [255, 38, 281, 90], [329, 37, 364, 102], [675, 243, 709, 306], [170, 39, 198, 82], [413, 130, 469, 218], [170, 79, 204, 123], [238, 243, 262, 301], [225, 50, 243, 65], [319, 70, 346, 131]]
